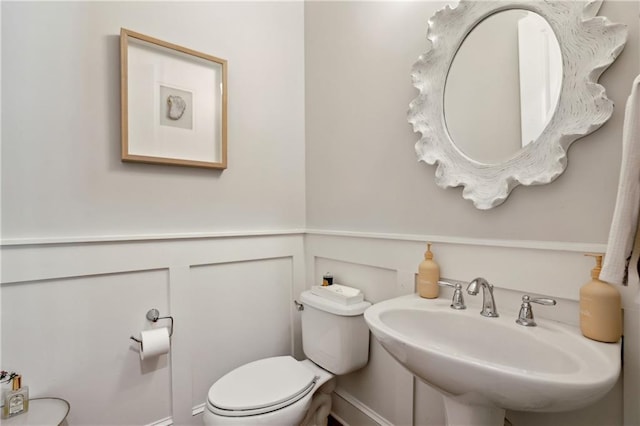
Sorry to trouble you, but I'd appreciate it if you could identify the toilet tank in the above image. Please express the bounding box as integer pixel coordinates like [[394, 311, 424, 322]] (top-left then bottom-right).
[[299, 290, 371, 375]]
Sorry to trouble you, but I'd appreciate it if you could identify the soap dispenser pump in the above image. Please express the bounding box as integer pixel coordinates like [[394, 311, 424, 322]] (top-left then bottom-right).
[[579, 253, 622, 343], [417, 243, 440, 299]]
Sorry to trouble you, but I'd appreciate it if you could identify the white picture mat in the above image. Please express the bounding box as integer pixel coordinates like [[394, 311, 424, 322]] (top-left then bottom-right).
[[127, 38, 223, 163]]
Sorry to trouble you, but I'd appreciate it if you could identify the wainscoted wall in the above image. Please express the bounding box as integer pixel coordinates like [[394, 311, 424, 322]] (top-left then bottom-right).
[[1, 1, 305, 240], [3, 269, 173, 424], [1, 233, 305, 425], [305, 231, 633, 426], [1, 232, 636, 425]]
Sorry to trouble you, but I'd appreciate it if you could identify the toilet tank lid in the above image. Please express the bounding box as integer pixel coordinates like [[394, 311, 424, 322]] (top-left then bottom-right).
[[300, 290, 371, 316], [208, 356, 317, 412]]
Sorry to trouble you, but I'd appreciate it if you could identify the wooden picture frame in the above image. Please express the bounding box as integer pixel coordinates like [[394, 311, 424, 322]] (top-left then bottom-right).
[[120, 28, 228, 170]]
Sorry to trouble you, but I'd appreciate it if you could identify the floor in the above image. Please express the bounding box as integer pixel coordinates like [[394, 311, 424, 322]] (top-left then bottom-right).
[[328, 414, 343, 426], [325, 413, 514, 425]]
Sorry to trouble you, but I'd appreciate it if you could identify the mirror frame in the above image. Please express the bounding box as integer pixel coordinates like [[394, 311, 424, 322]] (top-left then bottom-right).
[[408, 1, 627, 209]]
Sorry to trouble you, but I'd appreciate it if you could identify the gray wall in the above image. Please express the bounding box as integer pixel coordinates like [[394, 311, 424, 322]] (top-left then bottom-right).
[[305, 0, 639, 243], [305, 3, 639, 423], [1, 1, 306, 240]]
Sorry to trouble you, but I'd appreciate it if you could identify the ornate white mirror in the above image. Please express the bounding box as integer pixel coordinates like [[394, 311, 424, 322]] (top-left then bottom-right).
[[408, 1, 627, 209]]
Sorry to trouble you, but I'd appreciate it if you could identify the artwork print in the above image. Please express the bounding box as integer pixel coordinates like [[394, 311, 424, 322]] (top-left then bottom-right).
[[121, 28, 228, 169], [159, 85, 193, 130]]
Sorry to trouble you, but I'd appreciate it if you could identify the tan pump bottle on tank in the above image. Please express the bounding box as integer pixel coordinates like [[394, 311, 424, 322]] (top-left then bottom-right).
[[417, 243, 440, 299], [579, 253, 622, 343]]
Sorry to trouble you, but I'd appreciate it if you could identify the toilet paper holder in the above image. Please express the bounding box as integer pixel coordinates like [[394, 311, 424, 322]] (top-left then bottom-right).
[[130, 309, 174, 344]]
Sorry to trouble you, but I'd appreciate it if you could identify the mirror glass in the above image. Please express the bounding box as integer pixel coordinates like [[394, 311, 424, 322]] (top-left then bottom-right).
[[444, 10, 562, 164]]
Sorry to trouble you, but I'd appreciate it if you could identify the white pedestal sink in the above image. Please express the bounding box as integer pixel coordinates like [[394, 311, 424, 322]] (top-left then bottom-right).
[[364, 294, 621, 426]]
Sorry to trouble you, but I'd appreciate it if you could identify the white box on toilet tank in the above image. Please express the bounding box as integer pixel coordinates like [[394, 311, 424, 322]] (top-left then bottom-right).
[[299, 290, 371, 375]]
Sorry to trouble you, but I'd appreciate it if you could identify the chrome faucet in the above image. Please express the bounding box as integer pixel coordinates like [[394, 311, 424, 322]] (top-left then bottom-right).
[[466, 277, 499, 318]]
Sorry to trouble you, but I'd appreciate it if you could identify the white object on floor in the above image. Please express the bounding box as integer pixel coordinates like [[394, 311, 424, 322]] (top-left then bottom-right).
[[601, 74, 640, 286]]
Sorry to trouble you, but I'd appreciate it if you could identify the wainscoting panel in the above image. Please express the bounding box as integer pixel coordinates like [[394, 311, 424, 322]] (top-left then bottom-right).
[[310, 257, 413, 425], [1, 233, 305, 425], [189, 257, 295, 407], [413, 380, 446, 426], [1, 231, 633, 425], [1, 269, 172, 424], [313, 257, 401, 303], [336, 340, 414, 426]]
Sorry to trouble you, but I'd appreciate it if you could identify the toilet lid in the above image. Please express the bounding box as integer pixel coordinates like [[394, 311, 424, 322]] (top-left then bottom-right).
[[208, 356, 318, 415]]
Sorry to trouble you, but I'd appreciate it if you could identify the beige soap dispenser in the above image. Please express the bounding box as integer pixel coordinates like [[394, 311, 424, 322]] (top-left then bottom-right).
[[579, 253, 622, 343], [417, 243, 440, 299]]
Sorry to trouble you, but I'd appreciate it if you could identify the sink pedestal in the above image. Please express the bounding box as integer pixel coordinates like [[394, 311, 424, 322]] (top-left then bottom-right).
[[443, 396, 505, 426]]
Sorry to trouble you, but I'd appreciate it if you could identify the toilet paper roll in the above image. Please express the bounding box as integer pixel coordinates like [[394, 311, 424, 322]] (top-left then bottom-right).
[[139, 327, 170, 360]]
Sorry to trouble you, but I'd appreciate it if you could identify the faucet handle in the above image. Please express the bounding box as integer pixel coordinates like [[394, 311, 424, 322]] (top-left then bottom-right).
[[516, 295, 557, 327], [438, 280, 467, 310], [527, 295, 557, 306]]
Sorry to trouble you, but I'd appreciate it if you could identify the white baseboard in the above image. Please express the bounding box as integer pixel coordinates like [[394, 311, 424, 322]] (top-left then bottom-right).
[[192, 402, 206, 416], [333, 387, 394, 426], [166, 391, 390, 426], [147, 416, 173, 426], [146, 403, 206, 426], [329, 411, 351, 426]]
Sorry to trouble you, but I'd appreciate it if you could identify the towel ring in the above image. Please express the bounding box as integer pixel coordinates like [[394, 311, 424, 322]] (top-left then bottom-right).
[[130, 308, 174, 344]]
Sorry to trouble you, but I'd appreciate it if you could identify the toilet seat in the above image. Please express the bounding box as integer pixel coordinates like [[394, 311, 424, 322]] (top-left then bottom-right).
[[207, 356, 318, 417]]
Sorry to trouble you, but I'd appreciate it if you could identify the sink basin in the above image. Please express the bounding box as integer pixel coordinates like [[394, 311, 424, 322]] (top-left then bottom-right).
[[364, 294, 620, 424]]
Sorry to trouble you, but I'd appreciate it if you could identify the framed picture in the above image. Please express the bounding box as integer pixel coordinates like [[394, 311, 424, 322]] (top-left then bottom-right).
[[120, 28, 228, 169]]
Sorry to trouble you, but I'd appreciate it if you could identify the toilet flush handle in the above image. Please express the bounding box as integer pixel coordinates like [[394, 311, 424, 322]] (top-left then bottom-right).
[[294, 300, 304, 311]]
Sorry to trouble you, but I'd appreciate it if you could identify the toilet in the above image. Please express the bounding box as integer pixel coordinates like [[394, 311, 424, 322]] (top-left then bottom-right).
[[203, 288, 371, 426]]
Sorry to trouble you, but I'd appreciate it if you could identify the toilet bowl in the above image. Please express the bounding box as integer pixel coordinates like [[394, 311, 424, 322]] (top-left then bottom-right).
[[203, 289, 371, 426], [203, 357, 334, 426]]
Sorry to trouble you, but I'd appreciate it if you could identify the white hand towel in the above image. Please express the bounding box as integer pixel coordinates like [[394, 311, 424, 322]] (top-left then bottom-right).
[[601, 74, 640, 286]]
